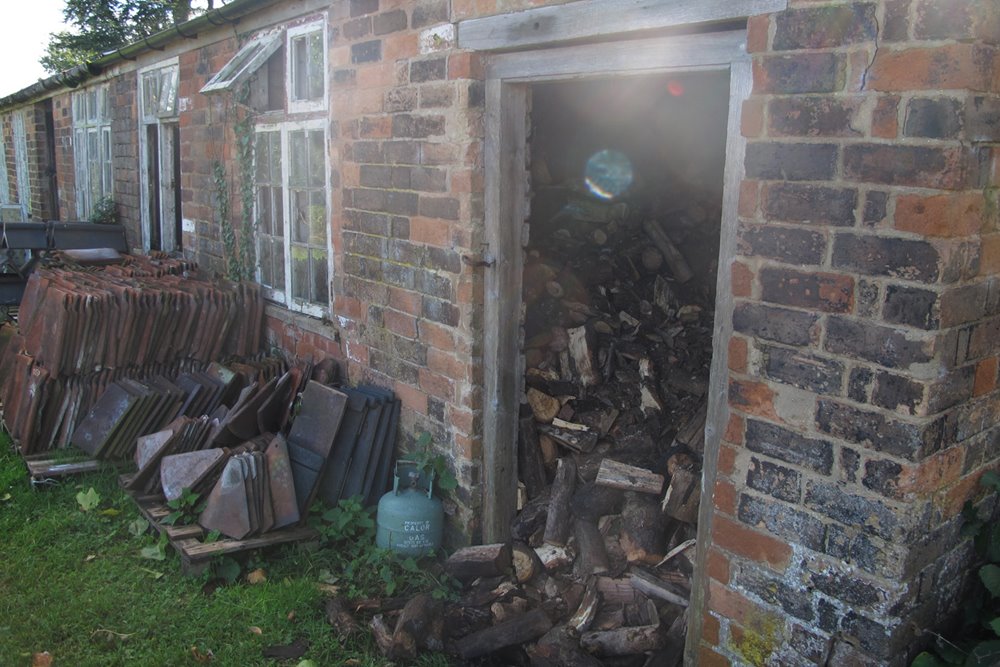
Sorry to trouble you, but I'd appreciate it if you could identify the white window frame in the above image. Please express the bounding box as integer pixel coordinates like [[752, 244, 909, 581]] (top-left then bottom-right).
[[138, 58, 181, 252], [0, 131, 10, 205], [200, 31, 283, 94], [11, 110, 30, 219], [71, 85, 113, 218], [255, 118, 331, 317], [286, 19, 327, 114]]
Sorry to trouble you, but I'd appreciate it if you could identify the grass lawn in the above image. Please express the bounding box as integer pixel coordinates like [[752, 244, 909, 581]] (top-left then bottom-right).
[[0, 437, 450, 667]]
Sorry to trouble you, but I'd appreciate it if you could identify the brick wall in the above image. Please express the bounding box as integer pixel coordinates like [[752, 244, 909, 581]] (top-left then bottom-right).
[[701, 1, 1000, 664], [110, 72, 141, 249], [51, 92, 74, 220]]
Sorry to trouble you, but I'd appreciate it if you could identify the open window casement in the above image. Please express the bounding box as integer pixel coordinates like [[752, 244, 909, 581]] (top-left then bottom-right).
[[201, 32, 283, 94]]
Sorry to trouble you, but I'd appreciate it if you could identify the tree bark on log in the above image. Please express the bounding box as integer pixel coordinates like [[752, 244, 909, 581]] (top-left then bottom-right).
[[662, 467, 700, 524], [543, 458, 577, 546], [390, 592, 444, 659], [454, 608, 553, 660], [518, 417, 548, 499], [579, 600, 665, 656], [324, 596, 360, 637], [621, 492, 667, 564], [445, 543, 513, 580], [573, 518, 610, 577], [596, 459, 665, 495], [641, 219, 693, 283]]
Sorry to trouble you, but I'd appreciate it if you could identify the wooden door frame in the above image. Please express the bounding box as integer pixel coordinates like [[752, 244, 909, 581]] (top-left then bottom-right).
[[480, 30, 752, 663]]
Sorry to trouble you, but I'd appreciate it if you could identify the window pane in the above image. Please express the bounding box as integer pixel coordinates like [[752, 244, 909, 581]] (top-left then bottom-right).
[[259, 236, 273, 287], [292, 35, 308, 101], [257, 187, 272, 235], [291, 190, 309, 243], [289, 131, 306, 186], [291, 244, 308, 301], [269, 132, 281, 182], [309, 190, 326, 245], [142, 73, 159, 118], [255, 133, 270, 182], [273, 237, 285, 290], [308, 129, 324, 187], [312, 248, 329, 305], [101, 128, 112, 196], [307, 32, 324, 100], [159, 69, 177, 116]]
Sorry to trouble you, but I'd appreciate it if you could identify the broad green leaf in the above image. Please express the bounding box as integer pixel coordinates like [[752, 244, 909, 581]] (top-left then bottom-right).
[[980, 564, 1000, 597], [966, 640, 1000, 667], [76, 488, 100, 512], [911, 651, 947, 667], [140, 543, 166, 561], [296, 661, 317, 667], [214, 557, 241, 584], [436, 472, 458, 491], [1, 492, 11, 502], [128, 518, 149, 537], [990, 617, 1000, 637], [98, 508, 120, 517]]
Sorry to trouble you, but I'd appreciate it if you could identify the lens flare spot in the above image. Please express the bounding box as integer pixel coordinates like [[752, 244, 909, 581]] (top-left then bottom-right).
[[667, 80, 685, 97], [584, 149, 633, 200]]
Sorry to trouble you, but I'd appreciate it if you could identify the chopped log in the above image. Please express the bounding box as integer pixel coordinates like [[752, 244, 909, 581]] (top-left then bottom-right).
[[538, 433, 559, 467], [533, 625, 604, 667], [550, 417, 589, 432], [596, 577, 640, 605], [324, 596, 360, 637], [569, 578, 602, 633], [443, 603, 493, 639], [665, 368, 708, 397], [491, 596, 530, 623], [641, 247, 663, 272], [454, 608, 554, 660], [512, 492, 549, 544], [580, 600, 665, 656], [512, 541, 544, 584], [370, 614, 395, 656], [538, 423, 598, 453], [567, 325, 600, 387], [391, 593, 444, 659], [445, 543, 513, 581], [526, 388, 560, 423], [545, 280, 565, 299], [641, 219, 693, 283], [596, 459, 665, 495], [629, 567, 690, 608], [662, 467, 700, 524], [573, 518, 610, 577], [653, 275, 672, 312], [621, 492, 667, 565], [592, 605, 627, 631], [543, 458, 577, 546], [643, 611, 687, 667], [518, 417, 548, 499], [666, 452, 696, 477], [535, 543, 573, 571], [673, 401, 707, 455]]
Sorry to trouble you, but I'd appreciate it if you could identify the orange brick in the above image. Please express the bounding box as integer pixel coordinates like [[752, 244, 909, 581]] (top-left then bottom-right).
[[707, 548, 731, 586], [732, 261, 753, 298], [746, 14, 770, 53], [450, 407, 476, 435], [895, 192, 985, 238], [724, 414, 745, 446], [728, 336, 748, 373], [714, 477, 737, 515], [712, 515, 792, 571], [741, 98, 764, 138], [718, 443, 739, 476], [702, 610, 722, 646], [448, 52, 484, 80], [419, 367, 455, 401], [394, 380, 428, 415], [699, 646, 731, 667], [871, 95, 899, 139], [975, 357, 999, 396], [419, 320, 457, 353], [980, 234, 1000, 276], [739, 180, 759, 219], [410, 216, 451, 246], [868, 43, 997, 92], [337, 295, 364, 320], [389, 287, 422, 316], [428, 347, 468, 381], [383, 309, 418, 338], [383, 33, 419, 61], [728, 380, 779, 421], [454, 433, 482, 461], [940, 471, 984, 518]]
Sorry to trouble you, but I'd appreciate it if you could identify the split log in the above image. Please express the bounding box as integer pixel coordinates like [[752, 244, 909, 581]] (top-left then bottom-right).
[[629, 567, 690, 608], [324, 596, 360, 637], [454, 608, 554, 660], [526, 389, 560, 423], [512, 492, 549, 544], [445, 543, 513, 580], [512, 541, 544, 584], [621, 492, 667, 565], [391, 593, 444, 660], [662, 467, 700, 524], [573, 518, 610, 577], [596, 459, 665, 495], [538, 423, 598, 453], [518, 417, 548, 499], [443, 604, 493, 639], [596, 577, 640, 605], [533, 625, 604, 667], [567, 325, 600, 387], [643, 610, 688, 667], [580, 600, 665, 656], [573, 482, 625, 521], [641, 219, 693, 283], [569, 578, 602, 633], [672, 402, 707, 455], [535, 543, 573, 571], [491, 596, 530, 623], [538, 433, 559, 468], [543, 458, 577, 546], [641, 247, 663, 272]]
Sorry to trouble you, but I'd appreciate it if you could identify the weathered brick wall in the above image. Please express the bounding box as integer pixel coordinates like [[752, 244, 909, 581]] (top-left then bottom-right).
[[110, 72, 141, 249], [51, 92, 75, 221], [18, 102, 57, 220], [701, 1, 1000, 664]]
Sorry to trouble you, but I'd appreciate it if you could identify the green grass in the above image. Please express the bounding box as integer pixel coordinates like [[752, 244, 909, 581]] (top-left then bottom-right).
[[0, 438, 450, 667]]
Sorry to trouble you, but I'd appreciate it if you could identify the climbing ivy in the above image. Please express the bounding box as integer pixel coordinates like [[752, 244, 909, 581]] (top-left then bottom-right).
[[233, 82, 257, 283], [212, 160, 239, 280]]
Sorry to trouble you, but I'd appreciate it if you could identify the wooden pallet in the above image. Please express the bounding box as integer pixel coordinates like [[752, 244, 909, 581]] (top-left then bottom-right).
[[22, 451, 108, 485], [125, 481, 318, 575]]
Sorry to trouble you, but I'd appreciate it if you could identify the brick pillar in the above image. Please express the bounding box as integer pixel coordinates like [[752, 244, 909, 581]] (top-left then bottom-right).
[[699, 1, 1000, 664]]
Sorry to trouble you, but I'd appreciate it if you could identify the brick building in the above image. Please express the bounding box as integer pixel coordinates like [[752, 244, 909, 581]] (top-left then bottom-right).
[[0, 0, 997, 664]]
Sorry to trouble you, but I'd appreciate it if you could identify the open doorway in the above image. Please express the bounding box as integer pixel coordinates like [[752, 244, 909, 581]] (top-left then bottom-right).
[[480, 31, 750, 661]]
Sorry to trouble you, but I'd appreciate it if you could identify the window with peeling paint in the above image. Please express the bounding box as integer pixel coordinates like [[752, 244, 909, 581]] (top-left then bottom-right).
[[73, 85, 114, 217], [286, 19, 327, 113]]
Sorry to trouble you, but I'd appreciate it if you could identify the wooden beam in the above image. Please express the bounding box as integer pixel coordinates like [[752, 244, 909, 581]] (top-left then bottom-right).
[[459, 0, 786, 51]]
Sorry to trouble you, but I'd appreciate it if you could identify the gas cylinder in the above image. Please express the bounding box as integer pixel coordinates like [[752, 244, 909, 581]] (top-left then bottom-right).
[[376, 461, 443, 556]]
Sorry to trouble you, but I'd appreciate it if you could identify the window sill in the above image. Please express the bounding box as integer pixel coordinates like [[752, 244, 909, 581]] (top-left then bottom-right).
[[263, 302, 340, 343]]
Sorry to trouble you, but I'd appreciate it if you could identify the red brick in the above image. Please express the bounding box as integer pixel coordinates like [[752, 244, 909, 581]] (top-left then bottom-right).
[[713, 515, 793, 571], [974, 357, 999, 396], [389, 287, 422, 316], [895, 192, 985, 238], [741, 97, 764, 138], [383, 309, 418, 338], [868, 43, 998, 92], [394, 380, 428, 415], [729, 380, 780, 421], [697, 646, 731, 667], [759, 268, 855, 314], [980, 234, 1000, 275], [724, 414, 745, 446], [708, 579, 770, 628], [428, 347, 468, 381], [450, 407, 476, 435], [454, 433, 482, 461], [448, 52, 484, 79], [715, 477, 737, 515], [410, 216, 451, 246], [419, 367, 454, 401], [419, 319, 457, 352], [746, 14, 770, 53], [702, 610, 722, 645], [729, 336, 748, 373], [739, 180, 759, 219], [940, 471, 984, 518], [732, 261, 753, 298], [718, 443, 739, 476]]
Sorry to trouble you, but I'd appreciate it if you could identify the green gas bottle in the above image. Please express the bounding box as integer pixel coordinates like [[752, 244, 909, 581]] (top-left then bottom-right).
[[376, 461, 443, 556]]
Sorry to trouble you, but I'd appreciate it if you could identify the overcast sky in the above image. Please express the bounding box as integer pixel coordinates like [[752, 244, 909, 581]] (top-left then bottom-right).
[[0, 0, 216, 99]]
